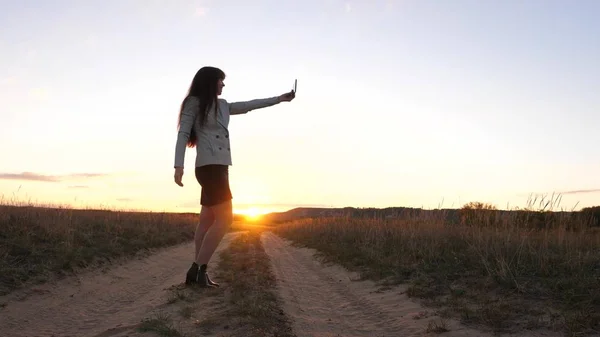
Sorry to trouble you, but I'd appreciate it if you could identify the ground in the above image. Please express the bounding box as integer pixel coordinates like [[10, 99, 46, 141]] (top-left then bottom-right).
[[0, 231, 561, 337]]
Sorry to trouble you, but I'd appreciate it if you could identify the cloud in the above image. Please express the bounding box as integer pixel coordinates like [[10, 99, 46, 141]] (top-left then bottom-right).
[[345, 2, 352, 12], [559, 189, 600, 195], [0, 172, 59, 182], [117, 198, 132, 202], [68, 173, 107, 178], [517, 189, 600, 197], [0, 172, 110, 182]]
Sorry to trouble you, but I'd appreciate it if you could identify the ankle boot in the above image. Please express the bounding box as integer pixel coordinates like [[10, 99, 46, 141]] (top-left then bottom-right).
[[185, 262, 199, 285], [206, 272, 220, 287], [196, 264, 212, 287]]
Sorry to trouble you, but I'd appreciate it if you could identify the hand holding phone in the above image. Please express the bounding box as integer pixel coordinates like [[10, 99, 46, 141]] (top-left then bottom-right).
[[279, 79, 297, 102]]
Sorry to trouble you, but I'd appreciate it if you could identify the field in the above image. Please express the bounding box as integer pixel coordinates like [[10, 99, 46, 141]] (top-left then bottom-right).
[[273, 199, 600, 336], [0, 202, 247, 296], [1, 196, 600, 336]]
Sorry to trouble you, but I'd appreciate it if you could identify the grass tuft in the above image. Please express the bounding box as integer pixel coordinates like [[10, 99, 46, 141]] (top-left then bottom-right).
[[426, 318, 449, 333], [138, 312, 184, 337]]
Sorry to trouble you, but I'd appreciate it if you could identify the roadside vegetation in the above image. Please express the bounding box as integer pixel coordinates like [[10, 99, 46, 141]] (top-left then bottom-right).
[[0, 199, 247, 296], [274, 195, 600, 336]]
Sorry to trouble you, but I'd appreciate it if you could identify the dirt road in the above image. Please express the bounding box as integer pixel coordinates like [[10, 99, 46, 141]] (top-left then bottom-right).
[[261, 231, 557, 337], [1, 231, 558, 337], [0, 234, 237, 337]]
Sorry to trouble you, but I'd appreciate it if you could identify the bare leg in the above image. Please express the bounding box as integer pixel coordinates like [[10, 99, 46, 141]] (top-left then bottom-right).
[[195, 199, 233, 265], [185, 206, 215, 285], [194, 205, 215, 261]]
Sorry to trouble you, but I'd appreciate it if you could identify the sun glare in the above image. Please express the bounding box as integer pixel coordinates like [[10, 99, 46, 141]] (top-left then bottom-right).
[[238, 207, 265, 221]]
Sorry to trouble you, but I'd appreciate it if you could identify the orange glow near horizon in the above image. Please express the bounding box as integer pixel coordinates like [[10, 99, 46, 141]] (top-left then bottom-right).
[[235, 207, 270, 221]]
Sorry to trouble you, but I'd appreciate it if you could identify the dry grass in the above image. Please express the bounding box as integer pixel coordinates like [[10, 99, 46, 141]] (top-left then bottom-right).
[[144, 229, 295, 337], [274, 196, 600, 336], [210, 229, 295, 337], [0, 196, 254, 296], [138, 311, 185, 337], [0, 200, 200, 295]]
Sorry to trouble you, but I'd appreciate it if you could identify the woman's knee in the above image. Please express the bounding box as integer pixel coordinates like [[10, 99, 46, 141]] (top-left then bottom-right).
[[210, 200, 233, 224]]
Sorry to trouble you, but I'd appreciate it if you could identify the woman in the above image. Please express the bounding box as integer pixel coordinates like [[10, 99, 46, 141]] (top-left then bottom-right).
[[173, 66, 295, 287]]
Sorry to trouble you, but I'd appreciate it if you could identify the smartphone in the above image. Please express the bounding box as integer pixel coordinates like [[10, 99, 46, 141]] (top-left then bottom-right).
[[293, 79, 297, 93]]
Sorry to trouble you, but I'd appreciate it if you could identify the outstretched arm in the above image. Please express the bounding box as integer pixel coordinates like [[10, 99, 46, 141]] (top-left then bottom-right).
[[228, 96, 280, 115], [229, 91, 295, 115]]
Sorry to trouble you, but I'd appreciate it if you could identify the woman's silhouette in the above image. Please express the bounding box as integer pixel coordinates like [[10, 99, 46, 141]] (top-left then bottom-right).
[[173, 66, 295, 287]]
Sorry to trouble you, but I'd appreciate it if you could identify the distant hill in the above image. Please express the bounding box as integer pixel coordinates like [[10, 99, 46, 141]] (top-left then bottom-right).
[[260, 207, 340, 223], [260, 205, 600, 229], [261, 206, 462, 224]]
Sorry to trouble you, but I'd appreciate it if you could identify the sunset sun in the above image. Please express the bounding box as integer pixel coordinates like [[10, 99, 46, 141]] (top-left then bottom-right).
[[238, 207, 265, 221]]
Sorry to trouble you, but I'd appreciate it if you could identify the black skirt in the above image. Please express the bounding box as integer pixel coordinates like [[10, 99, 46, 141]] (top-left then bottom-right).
[[194, 165, 233, 206]]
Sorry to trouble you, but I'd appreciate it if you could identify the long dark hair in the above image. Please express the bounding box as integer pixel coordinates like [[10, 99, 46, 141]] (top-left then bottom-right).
[[178, 66, 226, 148]]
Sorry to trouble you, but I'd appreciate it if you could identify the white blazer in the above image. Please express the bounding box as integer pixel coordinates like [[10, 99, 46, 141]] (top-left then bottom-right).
[[174, 96, 280, 168]]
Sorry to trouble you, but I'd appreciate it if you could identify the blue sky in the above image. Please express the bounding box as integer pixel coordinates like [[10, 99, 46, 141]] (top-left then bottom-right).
[[1, 0, 599, 213]]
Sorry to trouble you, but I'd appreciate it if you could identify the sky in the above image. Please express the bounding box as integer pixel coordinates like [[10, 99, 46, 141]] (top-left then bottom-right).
[[1, 0, 599, 215]]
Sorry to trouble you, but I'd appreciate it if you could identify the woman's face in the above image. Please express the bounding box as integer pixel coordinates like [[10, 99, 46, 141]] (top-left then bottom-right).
[[217, 78, 225, 96]]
